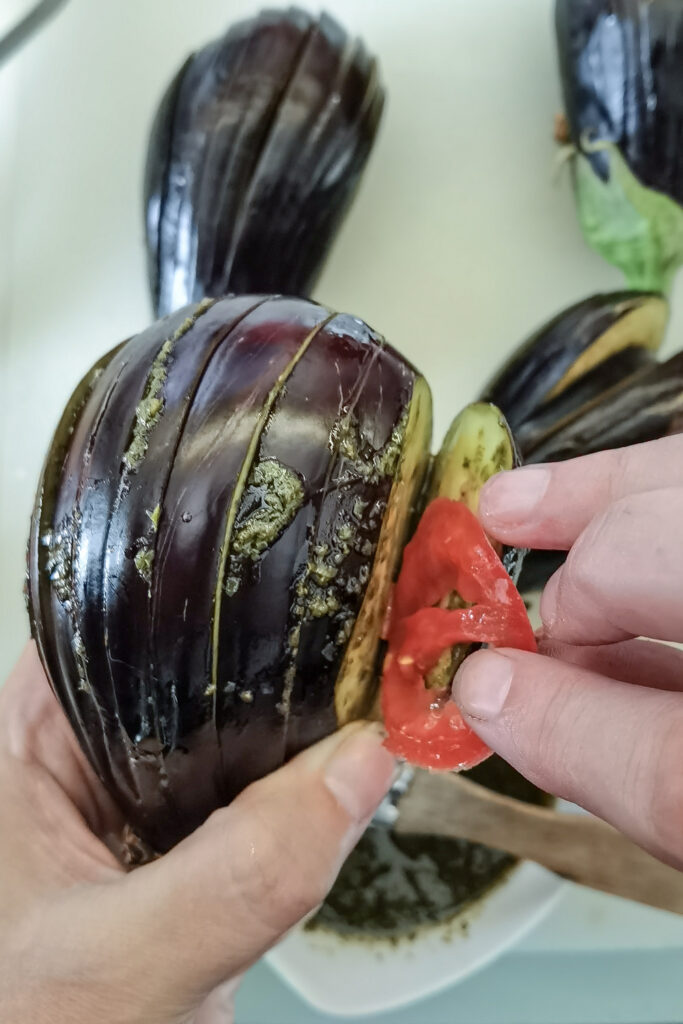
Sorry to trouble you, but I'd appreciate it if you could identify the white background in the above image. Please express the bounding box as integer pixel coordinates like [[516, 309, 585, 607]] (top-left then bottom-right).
[[2, 1, 683, 1020]]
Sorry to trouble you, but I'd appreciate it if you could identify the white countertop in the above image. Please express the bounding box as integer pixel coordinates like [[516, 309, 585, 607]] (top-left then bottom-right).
[[2, 1, 683, 1019]]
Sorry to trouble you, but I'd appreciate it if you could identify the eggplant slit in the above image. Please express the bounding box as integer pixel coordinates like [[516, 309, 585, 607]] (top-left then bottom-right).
[[209, 310, 338, 768]]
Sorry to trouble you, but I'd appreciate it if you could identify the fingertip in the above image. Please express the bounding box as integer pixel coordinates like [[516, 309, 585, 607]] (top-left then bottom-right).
[[323, 723, 398, 823]]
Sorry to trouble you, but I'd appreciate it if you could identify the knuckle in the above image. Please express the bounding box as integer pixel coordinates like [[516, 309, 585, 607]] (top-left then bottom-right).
[[219, 792, 330, 928], [562, 496, 633, 600]]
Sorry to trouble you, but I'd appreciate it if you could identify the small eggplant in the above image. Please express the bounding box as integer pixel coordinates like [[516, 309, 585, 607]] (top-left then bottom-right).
[[144, 8, 384, 318], [525, 350, 683, 464], [481, 290, 668, 434], [28, 296, 518, 852], [486, 289, 682, 593], [517, 351, 683, 592], [555, 0, 683, 292]]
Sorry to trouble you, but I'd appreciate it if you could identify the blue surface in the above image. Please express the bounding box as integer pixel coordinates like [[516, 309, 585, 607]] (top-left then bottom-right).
[[236, 949, 683, 1023]]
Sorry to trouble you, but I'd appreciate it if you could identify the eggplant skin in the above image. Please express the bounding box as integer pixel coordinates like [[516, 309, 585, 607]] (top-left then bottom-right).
[[481, 291, 667, 433], [556, 0, 683, 203], [27, 296, 427, 852], [145, 8, 385, 318]]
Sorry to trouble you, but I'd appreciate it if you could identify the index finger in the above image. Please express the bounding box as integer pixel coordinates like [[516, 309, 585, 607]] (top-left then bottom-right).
[[479, 434, 683, 550]]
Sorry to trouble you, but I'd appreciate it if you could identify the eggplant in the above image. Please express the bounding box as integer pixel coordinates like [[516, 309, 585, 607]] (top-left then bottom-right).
[[144, 8, 384, 318], [30, 285, 682, 847], [482, 289, 682, 593], [482, 290, 668, 433], [555, 0, 683, 292], [525, 351, 683, 464], [29, 295, 522, 852], [517, 350, 683, 592]]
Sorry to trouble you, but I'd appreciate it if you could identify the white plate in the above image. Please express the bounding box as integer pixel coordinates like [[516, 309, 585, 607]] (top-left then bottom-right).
[[267, 862, 563, 1017]]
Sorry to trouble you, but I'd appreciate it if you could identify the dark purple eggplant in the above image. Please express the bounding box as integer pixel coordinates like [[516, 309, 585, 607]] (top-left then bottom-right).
[[28, 294, 527, 852], [144, 8, 384, 318], [517, 351, 683, 592], [555, 0, 683, 292], [514, 344, 654, 457], [482, 291, 667, 432], [525, 351, 683, 464], [482, 289, 683, 594], [32, 282, 682, 847]]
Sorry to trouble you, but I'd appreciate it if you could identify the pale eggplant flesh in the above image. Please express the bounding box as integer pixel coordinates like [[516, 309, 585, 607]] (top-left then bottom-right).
[[144, 8, 384, 318]]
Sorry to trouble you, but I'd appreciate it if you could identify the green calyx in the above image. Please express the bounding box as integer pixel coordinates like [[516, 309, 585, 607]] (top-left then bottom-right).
[[573, 140, 683, 295]]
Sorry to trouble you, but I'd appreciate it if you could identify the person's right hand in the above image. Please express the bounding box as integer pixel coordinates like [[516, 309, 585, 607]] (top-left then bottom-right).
[[452, 435, 683, 869]]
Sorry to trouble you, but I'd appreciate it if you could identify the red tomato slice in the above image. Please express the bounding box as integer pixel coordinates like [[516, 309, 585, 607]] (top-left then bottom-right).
[[381, 497, 536, 771]]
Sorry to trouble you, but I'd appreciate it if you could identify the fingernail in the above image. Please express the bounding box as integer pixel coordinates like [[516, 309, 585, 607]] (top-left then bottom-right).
[[540, 571, 560, 632], [324, 723, 398, 822], [480, 467, 551, 526], [452, 651, 513, 720]]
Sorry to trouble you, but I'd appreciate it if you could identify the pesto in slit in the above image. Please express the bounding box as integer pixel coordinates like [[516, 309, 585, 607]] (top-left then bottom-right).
[[308, 757, 549, 939]]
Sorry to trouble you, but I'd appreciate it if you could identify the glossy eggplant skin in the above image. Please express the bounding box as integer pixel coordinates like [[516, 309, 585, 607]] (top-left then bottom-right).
[[556, 0, 683, 203], [555, 1, 683, 291], [483, 289, 680, 594], [145, 8, 384, 318], [28, 296, 427, 852], [525, 351, 683, 464], [517, 350, 683, 592], [481, 291, 667, 433]]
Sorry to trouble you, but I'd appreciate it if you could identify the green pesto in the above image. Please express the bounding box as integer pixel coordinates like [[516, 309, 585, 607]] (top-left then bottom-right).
[[334, 407, 408, 484], [123, 298, 214, 472], [134, 547, 155, 583], [43, 522, 73, 604], [308, 757, 550, 939], [307, 590, 341, 618], [574, 142, 683, 294], [231, 459, 304, 560], [146, 504, 162, 532]]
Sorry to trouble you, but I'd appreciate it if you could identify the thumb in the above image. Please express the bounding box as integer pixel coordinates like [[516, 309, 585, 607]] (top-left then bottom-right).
[[100, 722, 396, 1019]]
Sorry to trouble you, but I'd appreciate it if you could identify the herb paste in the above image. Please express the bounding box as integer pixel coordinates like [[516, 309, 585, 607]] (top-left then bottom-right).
[[308, 756, 548, 939]]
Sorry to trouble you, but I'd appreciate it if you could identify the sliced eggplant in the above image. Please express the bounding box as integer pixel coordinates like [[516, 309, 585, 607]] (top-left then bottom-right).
[[518, 351, 683, 593], [424, 402, 522, 687], [515, 345, 656, 458], [144, 8, 384, 317], [28, 295, 428, 852], [482, 291, 668, 432], [526, 351, 683, 464]]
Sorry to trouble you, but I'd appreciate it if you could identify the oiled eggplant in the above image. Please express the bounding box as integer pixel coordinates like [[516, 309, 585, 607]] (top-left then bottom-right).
[[518, 351, 683, 592], [28, 296, 436, 851], [526, 351, 683, 464], [514, 345, 655, 458], [482, 291, 667, 431], [555, 0, 683, 291], [145, 8, 384, 318]]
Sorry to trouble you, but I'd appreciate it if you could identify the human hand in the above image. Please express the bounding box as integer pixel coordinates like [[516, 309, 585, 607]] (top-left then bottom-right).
[[0, 644, 396, 1024], [452, 435, 683, 869]]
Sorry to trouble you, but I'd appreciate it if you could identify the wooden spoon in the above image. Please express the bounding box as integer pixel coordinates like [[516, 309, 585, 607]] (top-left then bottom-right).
[[392, 771, 683, 914]]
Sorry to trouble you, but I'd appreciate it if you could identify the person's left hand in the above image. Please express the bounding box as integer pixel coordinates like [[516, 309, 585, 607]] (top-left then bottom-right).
[[0, 643, 396, 1024]]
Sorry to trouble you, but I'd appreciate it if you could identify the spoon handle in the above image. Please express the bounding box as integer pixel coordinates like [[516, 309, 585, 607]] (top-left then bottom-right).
[[395, 771, 683, 915]]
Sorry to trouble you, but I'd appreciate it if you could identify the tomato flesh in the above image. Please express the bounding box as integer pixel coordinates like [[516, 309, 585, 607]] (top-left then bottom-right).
[[381, 497, 536, 771]]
